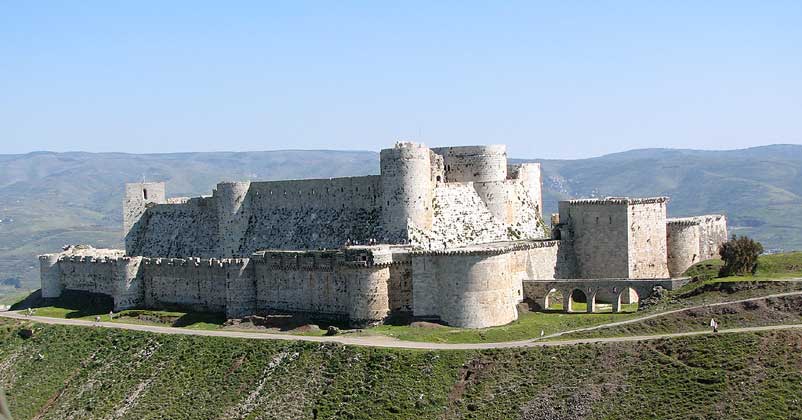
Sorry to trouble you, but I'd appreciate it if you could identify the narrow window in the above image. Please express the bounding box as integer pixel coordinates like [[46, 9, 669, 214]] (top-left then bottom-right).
[[143, 189, 148, 200]]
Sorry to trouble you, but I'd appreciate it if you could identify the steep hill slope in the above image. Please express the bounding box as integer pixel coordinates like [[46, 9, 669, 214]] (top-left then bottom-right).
[[2, 319, 801, 419], [2, 144, 801, 292]]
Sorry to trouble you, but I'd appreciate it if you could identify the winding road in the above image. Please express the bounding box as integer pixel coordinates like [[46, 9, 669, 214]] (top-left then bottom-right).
[[2, 290, 802, 350]]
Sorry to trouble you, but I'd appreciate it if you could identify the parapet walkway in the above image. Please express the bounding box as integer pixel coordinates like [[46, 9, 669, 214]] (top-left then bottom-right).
[[2, 290, 802, 350]]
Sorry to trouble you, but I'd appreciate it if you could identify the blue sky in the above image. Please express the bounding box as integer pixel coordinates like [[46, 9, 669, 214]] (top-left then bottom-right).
[[1, 1, 800, 158]]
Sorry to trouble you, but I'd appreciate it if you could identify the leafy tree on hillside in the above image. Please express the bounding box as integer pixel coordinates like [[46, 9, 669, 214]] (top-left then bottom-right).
[[719, 235, 764, 277]]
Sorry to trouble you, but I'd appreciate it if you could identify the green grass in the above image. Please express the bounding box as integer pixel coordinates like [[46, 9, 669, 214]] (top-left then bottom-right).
[[556, 294, 802, 341], [684, 252, 802, 282], [2, 318, 802, 419], [368, 309, 641, 343], [0, 290, 30, 306]]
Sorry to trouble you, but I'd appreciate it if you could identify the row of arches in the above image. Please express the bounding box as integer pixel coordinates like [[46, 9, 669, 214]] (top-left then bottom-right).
[[543, 287, 640, 313]]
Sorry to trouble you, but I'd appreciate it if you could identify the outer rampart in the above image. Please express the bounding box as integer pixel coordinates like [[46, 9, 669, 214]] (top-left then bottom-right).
[[411, 240, 568, 328], [42, 246, 410, 327], [666, 215, 728, 277]]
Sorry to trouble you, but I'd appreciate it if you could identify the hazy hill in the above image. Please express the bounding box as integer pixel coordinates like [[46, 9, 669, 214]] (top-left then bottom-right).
[[2, 144, 801, 293]]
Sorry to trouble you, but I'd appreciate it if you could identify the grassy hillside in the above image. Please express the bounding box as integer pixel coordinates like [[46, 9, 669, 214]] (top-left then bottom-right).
[[3, 144, 802, 293], [1, 319, 801, 419]]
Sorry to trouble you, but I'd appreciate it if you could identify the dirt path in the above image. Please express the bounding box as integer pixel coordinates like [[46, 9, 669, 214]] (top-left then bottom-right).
[[2, 290, 802, 350]]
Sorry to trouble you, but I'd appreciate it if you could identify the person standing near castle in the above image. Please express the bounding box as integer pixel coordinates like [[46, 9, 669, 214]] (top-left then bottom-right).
[[710, 318, 719, 333]]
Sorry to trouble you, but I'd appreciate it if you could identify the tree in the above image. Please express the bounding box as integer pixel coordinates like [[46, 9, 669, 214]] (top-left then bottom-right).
[[718, 235, 764, 277]]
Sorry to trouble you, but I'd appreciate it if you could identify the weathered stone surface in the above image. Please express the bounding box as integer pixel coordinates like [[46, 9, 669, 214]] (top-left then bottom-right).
[[39, 142, 728, 329]]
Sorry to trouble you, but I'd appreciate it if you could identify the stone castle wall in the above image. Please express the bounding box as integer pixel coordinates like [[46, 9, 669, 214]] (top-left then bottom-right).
[[124, 142, 547, 258], [40, 141, 731, 330], [142, 258, 228, 313], [666, 215, 728, 277], [127, 197, 220, 257], [42, 246, 409, 327], [558, 200, 630, 278], [666, 221, 701, 277], [627, 200, 670, 278], [558, 198, 670, 279], [411, 241, 565, 328], [431, 145, 508, 183]]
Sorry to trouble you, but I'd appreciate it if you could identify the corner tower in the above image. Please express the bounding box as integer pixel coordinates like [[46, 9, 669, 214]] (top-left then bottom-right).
[[123, 182, 166, 253], [380, 142, 434, 242], [214, 181, 252, 256]]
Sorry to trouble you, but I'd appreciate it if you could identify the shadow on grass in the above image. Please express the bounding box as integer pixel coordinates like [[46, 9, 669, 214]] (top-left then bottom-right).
[[11, 289, 112, 318], [172, 312, 226, 328]]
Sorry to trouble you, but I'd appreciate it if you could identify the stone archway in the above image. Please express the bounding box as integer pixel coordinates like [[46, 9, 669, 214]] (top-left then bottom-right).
[[567, 289, 589, 313], [543, 288, 564, 311], [617, 287, 640, 312]]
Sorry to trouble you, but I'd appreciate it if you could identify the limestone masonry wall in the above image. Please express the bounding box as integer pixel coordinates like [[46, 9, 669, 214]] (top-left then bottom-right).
[[41, 141, 729, 330], [127, 197, 219, 257], [432, 145, 508, 183], [411, 240, 566, 328], [667, 222, 701, 277], [666, 215, 728, 277], [380, 142, 434, 242], [627, 201, 670, 278], [43, 246, 409, 327], [142, 258, 228, 313], [243, 176, 382, 252], [124, 142, 547, 258], [124, 182, 166, 252], [559, 200, 630, 278]]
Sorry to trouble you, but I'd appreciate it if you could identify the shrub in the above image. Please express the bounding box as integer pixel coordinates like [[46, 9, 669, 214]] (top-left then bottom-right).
[[718, 235, 764, 277]]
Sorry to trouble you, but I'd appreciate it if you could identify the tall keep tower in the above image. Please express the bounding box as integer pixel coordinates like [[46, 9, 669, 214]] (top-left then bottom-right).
[[123, 182, 166, 253], [380, 142, 434, 242]]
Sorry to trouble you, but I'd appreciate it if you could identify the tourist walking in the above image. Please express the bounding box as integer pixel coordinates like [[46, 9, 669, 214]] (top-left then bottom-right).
[[710, 318, 719, 333]]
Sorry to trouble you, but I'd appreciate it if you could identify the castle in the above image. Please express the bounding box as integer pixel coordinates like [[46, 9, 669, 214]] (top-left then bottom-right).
[[39, 142, 728, 329]]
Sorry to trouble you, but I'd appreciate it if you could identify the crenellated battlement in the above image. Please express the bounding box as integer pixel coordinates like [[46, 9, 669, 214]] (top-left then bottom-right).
[[564, 197, 670, 206], [667, 214, 726, 226], [40, 141, 728, 329], [411, 240, 560, 256]]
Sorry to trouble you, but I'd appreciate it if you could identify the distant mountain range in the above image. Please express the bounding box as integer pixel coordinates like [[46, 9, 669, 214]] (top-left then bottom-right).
[[2, 144, 800, 293]]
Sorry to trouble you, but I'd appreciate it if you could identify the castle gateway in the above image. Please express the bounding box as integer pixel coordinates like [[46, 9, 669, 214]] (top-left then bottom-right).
[[39, 142, 727, 328]]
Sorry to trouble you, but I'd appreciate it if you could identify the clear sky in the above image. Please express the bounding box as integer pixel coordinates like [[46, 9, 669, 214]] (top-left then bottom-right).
[[1, 1, 800, 159]]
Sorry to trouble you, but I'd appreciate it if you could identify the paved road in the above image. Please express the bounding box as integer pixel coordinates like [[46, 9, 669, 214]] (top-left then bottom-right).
[[2, 290, 802, 350]]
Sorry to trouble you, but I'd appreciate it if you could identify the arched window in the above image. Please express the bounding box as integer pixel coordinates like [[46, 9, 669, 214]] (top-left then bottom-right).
[[143, 189, 148, 200]]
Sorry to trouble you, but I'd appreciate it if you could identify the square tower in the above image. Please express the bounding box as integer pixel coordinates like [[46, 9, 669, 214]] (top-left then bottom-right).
[[558, 197, 670, 279], [123, 182, 166, 252]]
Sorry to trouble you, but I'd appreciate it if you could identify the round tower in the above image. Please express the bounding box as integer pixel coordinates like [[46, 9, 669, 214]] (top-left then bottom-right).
[[431, 145, 507, 183], [667, 221, 702, 278], [214, 181, 252, 256], [346, 266, 391, 327], [380, 142, 434, 242]]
